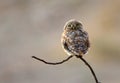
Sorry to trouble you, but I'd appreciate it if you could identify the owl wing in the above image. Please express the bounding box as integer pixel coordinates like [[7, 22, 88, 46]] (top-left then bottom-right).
[[63, 40, 70, 52], [84, 31, 90, 48], [85, 38, 90, 48], [62, 38, 73, 56]]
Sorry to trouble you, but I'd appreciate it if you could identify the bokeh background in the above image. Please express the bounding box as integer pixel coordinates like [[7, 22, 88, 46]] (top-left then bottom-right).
[[0, 0, 120, 83]]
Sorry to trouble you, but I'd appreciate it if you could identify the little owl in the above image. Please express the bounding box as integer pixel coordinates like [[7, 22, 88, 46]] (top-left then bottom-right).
[[61, 19, 90, 57], [32, 19, 100, 83]]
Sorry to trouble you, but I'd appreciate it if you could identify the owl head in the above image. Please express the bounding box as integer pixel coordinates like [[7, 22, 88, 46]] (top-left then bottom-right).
[[64, 19, 83, 30]]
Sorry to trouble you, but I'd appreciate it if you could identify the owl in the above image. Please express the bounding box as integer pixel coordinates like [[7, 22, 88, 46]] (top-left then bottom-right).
[[61, 19, 90, 57]]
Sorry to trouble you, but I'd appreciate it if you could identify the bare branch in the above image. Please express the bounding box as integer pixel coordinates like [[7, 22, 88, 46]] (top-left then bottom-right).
[[75, 55, 100, 83], [32, 55, 73, 65]]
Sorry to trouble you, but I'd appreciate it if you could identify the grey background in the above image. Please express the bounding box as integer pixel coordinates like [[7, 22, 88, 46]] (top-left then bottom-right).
[[0, 0, 120, 83]]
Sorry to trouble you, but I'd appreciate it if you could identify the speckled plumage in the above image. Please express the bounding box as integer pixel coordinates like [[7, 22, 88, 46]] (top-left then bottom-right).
[[61, 19, 90, 56]]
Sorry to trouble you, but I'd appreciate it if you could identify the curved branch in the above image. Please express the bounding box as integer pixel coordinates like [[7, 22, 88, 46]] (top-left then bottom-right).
[[32, 55, 73, 65], [75, 55, 100, 83]]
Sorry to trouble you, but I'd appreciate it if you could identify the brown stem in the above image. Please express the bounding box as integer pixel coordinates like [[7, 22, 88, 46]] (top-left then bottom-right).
[[32, 56, 73, 65], [75, 55, 100, 83], [32, 55, 100, 83]]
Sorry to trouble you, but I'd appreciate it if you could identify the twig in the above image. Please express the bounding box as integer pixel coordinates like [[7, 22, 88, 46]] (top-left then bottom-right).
[[32, 55, 100, 83], [32, 56, 73, 65], [75, 55, 100, 83]]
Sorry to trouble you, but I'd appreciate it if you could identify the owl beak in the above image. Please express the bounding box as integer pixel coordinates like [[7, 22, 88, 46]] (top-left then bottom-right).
[[72, 25, 76, 30]]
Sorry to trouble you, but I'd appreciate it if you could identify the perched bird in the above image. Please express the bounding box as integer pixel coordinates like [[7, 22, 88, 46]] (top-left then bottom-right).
[[61, 19, 90, 57], [32, 19, 99, 83]]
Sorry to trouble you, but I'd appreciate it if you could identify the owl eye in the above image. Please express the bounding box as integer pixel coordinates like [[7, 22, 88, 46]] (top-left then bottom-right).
[[76, 23, 82, 29], [68, 24, 72, 27], [76, 23, 79, 26]]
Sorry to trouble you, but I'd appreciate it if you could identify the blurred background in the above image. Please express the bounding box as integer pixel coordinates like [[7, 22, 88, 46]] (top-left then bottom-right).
[[0, 0, 120, 83]]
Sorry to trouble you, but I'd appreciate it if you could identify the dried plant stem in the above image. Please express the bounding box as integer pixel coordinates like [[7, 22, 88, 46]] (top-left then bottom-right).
[[32, 55, 100, 83], [75, 55, 100, 83], [32, 56, 73, 65]]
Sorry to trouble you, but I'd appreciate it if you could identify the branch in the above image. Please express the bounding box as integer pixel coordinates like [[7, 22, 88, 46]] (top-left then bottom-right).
[[75, 55, 100, 83], [32, 55, 100, 83], [32, 55, 73, 65]]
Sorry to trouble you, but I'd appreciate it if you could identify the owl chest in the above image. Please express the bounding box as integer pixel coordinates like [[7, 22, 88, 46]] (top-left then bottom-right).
[[66, 31, 84, 44], [64, 30, 88, 55]]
